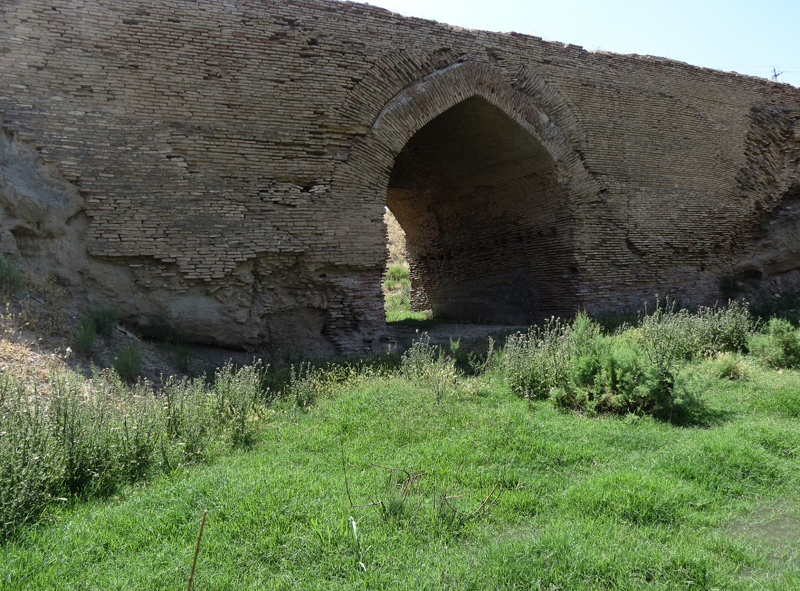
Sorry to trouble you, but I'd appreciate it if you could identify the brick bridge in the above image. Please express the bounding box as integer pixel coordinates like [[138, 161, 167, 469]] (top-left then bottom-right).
[[1, 0, 799, 353]]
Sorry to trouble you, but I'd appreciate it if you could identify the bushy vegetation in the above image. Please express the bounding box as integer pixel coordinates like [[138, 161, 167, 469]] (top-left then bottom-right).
[[382, 258, 432, 323], [0, 363, 273, 541], [71, 319, 97, 356], [501, 300, 754, 417], [750, 317, 800, 369], [113, 342, 144, 381], [83, 305, 119, 337]]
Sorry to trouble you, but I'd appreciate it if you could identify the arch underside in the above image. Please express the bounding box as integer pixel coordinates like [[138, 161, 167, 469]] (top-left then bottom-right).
[[387, 95, 572, 323]]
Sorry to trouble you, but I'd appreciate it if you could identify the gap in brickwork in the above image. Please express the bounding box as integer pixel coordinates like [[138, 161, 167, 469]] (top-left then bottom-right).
[[385, 95, 564, 324], [382, 206, 431, 323]]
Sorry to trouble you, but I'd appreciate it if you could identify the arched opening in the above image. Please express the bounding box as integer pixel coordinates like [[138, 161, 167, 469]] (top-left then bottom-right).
[[385, 95, 571, 324]]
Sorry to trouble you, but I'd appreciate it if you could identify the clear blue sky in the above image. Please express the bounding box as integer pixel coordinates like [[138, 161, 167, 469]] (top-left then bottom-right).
[[357, 0, 800, 87]]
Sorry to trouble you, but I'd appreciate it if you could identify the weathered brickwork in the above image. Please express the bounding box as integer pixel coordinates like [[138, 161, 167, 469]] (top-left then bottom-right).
[[1, 0, 799, 352]]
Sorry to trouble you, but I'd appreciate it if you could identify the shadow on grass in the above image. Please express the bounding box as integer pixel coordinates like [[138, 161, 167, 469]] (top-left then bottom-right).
[[661, 403, 736, 428], [386, 316, 444, 330]]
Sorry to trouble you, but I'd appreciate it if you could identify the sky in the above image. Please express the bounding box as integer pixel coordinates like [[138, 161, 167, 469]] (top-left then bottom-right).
[[356, 0, 800, 87]]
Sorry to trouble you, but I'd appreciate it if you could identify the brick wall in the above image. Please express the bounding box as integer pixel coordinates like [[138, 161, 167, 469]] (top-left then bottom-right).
[[1, 0, 798, 352]]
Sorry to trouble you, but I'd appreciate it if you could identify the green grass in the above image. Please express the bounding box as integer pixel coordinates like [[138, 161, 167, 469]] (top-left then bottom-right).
[[382, 259, 433, 323], [2, 356, 799, 589], [2, 308, 800, 589], [83, 305, 119, 337]]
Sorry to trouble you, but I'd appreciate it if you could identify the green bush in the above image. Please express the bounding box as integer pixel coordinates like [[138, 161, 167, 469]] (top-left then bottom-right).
[[706, 352, 750, 381], [400, 333, 459, 401], [0, 363, 269, 542], [695, 300, 753, 354], [84, 306, 119, 337], [499, 303, 754, 417], [385, 287, 411, 315], [72, 319, 97, 356], [384, 260, 409, 288], [0, 254, 23, 295], [750, 318, 800, 369], [161, 377, 212, 464], [113, 342, 143, 381], [211, 363, 262, 447]]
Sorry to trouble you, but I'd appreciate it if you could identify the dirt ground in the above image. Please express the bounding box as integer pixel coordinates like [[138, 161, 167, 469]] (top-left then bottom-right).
[[0, 287, 524, 386]]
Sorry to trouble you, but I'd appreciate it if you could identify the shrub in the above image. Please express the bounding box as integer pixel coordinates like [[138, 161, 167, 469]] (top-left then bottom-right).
[[113, 342, 144, 381], [85, 305, 119, 337], [0, 360, 286, 542], [385, 287, 411, 315], [286, 362, 325, 408], [72, 319, 97, 356], [0, 254, 23, 295], [750, 318, 800, 369], [635, 302, 699, 397], [161, 378, 211, 464], [695, 300, 753, 354], [384, 260, 409, 288], [211, 363, 262, 447], [498, 305, 741, 417], [707, 352, 749, 381]]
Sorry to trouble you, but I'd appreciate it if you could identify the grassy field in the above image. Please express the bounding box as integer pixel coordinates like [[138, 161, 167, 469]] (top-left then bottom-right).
[[2, 315, 800, 590], [2, 249, 800, 589]]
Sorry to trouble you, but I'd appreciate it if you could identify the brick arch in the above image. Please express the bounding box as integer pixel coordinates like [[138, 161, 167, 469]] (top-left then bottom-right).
[[331, 61, 597, 324], [332, 47, 465, 130]]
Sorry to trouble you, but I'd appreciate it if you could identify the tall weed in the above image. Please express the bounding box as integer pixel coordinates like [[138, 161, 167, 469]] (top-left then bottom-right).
[[72, 319, 97, 356], [501, 317, 572, 401], [113, 342, 143, 382], [211, 363, 262, 447], [0, 254, 23, 295], [84, 306, 119, 337], [0, 363, 270, 541], [401, 333, 460, 401]]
